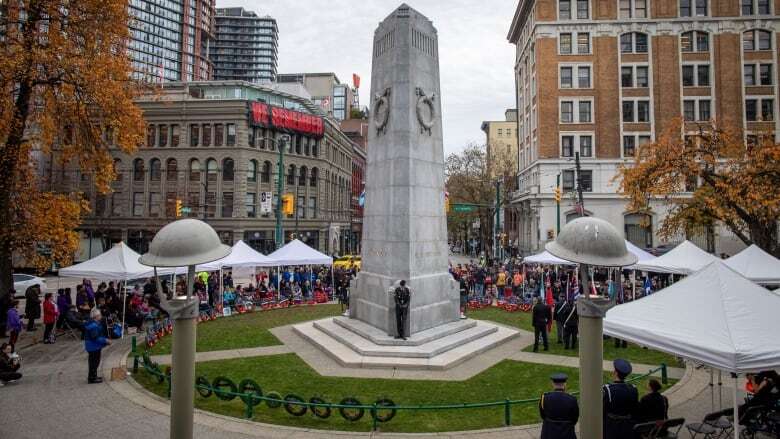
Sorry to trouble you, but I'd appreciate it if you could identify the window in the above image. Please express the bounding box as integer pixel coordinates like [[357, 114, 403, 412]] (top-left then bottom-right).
[[560, 67, 573, 88], [761, 99, 774, 121], [578, 66, 591, 88], [149, 192, 161, 218], [261, 161, 271, 183], [682, 64, 710, 86], [699, 99, 711, 121], [742, 0, 753, 14], [637, 101, 650, 122], [623, 100, 650, 122], [310, 167, 318, 187], [636, 66, 649, 87], [746, 99, 758, 120], [296, 195, 305, 219], [189, 124, 199, 147], [623, 135, 636, 156], [133, 158, 144, 181], [560, 98, 593, 123], [560, 33, 572, 54], [580, 170, 593, 191], [247, 160, 257, 183], [497, 128, 503, 136], [166, 158, 177, 182], [146, 125, 155, 147], [745, 64, 756, 86], [684, 99, 711, 121], [222, 158, 234, 181], [298, 166, 308, 186], [680, 0, 707, 16], [246, 193, 256, 218], [214, 124, 224, 146], [562, 135, 574, 157], [158, 125, 168, 148], [681, 31, 709, 52], [621, 32, 648, 53], [226, 123, 236, 146], [623, 101, 635, 122], [113, 159, 122, 182], [287, 164, 296, 185], [559, 0, 572, 19], [561, 101, 574, 123], [578, 101, 592, 122], [622, 66, 633, 87], [222, 192, 233, 218], [133, 192, 143, 216], [309, 197, 317, 219], [743, 0, 771, 15], [577, 32, 590, 53], [622, 65, 649, 87], [759, 64, 773, 85], [189, 159, 201, 181], [619, 0, 647, 18], [743, 30, 772, 51], [562, 170, 575, 190], [205, 192, 216, 218], [171, 124, 180, 147], [579, 135, 592, 157], [576, 0, 589, 18], [202, 124, 211, 147], [206, 159, 217, 182]]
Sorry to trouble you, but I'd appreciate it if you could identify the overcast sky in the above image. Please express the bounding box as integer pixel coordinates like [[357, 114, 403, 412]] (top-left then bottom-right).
[[217, 0, 517, 155]]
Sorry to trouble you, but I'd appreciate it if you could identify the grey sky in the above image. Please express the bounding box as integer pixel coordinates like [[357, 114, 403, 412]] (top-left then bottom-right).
[[217, 0, 517, 154]]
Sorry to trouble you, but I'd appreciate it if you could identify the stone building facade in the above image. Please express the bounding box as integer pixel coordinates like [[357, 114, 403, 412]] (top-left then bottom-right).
[[507, 0, 780, 256], [55, 82, 354, 259]]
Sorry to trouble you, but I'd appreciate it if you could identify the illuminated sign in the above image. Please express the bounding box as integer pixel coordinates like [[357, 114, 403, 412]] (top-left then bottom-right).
[[249, 101, 324, 139]]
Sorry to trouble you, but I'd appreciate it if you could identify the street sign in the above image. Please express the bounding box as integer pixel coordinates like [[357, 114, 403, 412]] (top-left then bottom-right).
[[452, 203, 477, 213], [180, 207, 192, 214], [260, 191, 272, 214]]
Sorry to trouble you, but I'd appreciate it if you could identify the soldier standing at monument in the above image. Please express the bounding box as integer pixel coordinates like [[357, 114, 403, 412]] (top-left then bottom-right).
[[603, 358, 639, 439], [393, 280, 410, 340], [539, 373, 579, 439]]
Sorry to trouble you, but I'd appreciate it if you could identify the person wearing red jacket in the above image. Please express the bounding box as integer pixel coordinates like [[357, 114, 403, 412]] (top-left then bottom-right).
[[42, 293, 58, 344]]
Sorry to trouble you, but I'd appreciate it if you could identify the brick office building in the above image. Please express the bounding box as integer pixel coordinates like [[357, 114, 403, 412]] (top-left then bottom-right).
[[507, 0, 779, 255]]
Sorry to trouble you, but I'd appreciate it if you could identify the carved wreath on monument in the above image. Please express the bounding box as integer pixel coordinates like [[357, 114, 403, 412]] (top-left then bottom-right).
[[373, 87, 391, 135], [415, 87, 436, 135]]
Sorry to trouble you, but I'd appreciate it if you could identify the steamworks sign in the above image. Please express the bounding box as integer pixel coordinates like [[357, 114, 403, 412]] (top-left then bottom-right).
[[250, 101, 324, 139]]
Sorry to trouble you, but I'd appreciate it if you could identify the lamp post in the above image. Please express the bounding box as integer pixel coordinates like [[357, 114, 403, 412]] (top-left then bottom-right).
[[140, 219, 231, 439], [270, 135, 291, 249], [546, 217, 637, 439]]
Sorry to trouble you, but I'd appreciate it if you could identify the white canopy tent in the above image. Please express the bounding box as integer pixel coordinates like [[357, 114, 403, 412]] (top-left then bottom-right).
[[724, 244, 780, 286], [631, 240, 718, 275], [605, 261, 780, 438], [197, 240, 276, 271], [522, 250, 577, 265], [625, 240, 656, 263], [267, 239, 333, 266]]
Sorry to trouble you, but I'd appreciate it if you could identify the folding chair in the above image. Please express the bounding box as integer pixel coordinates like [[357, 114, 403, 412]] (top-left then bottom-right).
[[687, 408, 733, 438], [57, 317, 83, 341], [656, 417, 685, 438]]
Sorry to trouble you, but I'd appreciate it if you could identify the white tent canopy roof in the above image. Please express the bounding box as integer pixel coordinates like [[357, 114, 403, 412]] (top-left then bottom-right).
[[625, 240, 656, 263], [267, 239, 333, 266], [522, 250, 577, 265], [59, 242, 176, 281], [197, 240, 275, 271], [605, 261, 780, 373], [632, 240, 718, 274], [724, 244, 780, 286]]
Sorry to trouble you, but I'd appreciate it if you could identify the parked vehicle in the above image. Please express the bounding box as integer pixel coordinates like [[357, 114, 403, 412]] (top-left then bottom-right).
[[13, 273, 47, 298]]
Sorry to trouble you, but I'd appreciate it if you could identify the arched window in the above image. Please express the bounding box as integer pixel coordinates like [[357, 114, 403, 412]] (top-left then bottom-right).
[[681, 31, 709, 53], [133, 158, 145, 181], [287, 164, 296, 185], [743, 29, 772, 51], [261, 161, 271, 183], [166, 158, 178, 181], [189, 159, 201, 182], [149, 158, 161, 181], [222, 158, 234, 181], [247, 160, 257, 183], [113, 159, 123, 181], [310, 167, 318, 187], [206, 158, 218, 182], [619, 32, 648, 53], [625, 213, 653, 249], [298, 166, 307, 186]]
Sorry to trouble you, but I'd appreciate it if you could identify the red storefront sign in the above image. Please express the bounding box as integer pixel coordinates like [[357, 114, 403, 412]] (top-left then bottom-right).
[[249, 101, 324, 139]]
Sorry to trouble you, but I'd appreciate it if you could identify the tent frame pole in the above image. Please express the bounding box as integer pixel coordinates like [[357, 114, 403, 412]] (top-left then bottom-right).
[[733, 374, 739, 439], [120, 280, 127, 339]]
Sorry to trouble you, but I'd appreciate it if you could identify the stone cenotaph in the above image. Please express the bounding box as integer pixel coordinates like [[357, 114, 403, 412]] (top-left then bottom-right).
[[292, 4, 518, 370]]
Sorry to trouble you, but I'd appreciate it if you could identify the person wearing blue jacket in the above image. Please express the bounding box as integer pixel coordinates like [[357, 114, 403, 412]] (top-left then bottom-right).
[[84, 308, 111, 384]]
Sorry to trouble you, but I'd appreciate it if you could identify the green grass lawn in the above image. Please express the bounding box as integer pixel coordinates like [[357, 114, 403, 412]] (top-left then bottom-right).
[[134, 353, 675, 433], [148, 304, 342, 355], [468, 307, 681, 367]]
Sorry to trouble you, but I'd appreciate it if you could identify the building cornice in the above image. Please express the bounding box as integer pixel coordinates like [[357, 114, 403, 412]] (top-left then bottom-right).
[[507, 0, 534, 44]]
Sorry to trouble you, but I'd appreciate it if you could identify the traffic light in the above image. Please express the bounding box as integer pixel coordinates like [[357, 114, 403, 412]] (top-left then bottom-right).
[[445, 197, 450, 213], [281, 193, 294, 215], [554, 187, 562, 203], [175, 199, 183, 217]]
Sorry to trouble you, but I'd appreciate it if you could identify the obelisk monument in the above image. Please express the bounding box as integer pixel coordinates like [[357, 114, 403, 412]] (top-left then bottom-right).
[[352, 4, 460, 336]]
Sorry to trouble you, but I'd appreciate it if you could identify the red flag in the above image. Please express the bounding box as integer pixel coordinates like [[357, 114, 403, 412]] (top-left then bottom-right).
[[545, 274, 554, 332]]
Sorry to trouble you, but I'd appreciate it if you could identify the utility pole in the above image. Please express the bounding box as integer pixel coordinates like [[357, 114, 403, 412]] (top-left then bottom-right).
[[274, 135, 290, 249], [556, 173, 561, 234], [494, 179, 501, 261], [574, 152, 585, 217]]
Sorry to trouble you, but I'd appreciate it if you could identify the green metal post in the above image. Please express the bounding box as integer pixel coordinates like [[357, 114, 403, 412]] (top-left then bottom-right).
[[661, 363, 668, 385], [372, 403, 378, 431], [504, 398, 511, 426], [245, 400, 253, 419], [556, 173, 561, 235], [275, 137, 286, 249], [131, 336, 138, 373]]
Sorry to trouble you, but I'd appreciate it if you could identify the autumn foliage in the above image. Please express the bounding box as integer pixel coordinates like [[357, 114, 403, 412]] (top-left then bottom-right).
[[0, 1, 145, 295], [618, 120, 780, 257]]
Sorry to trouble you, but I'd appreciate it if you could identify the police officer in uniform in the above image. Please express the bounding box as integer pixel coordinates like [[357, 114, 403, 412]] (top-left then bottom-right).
[[393, 280, 410, 340], [458, 275, 468, 319], [540, 373, 579, 439], [603, 358, 639, 439]]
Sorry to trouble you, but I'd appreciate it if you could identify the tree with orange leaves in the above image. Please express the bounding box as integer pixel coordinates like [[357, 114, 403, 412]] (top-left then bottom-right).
[[618, 120, 780, 257], [0, 1, 145, 297]]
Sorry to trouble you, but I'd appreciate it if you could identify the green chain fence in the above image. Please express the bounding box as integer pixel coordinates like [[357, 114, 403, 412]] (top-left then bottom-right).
[[131, 336, 669, 432]]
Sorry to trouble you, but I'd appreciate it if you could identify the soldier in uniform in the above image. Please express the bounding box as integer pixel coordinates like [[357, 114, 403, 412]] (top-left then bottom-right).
[[458, 274, 468, 319], [539, 373, 579, 439], [393, 280, 411, 340], [603, 358, 639, 439]]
